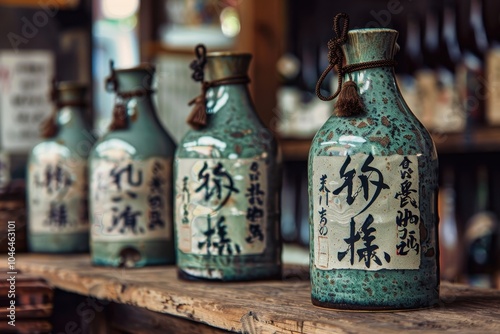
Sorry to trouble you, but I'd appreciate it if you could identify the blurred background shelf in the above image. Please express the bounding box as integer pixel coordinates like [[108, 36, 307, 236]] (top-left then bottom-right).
[[432, 126, 500, 153]]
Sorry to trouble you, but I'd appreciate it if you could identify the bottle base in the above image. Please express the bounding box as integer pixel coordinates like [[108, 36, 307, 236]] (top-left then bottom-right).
[[91, 239, 175, 268], [29, 233, 89, 253], [177, 265, 282, 282], [311, 297, 438, 312]]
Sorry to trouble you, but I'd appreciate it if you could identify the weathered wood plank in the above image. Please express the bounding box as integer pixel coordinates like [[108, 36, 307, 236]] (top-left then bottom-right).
[[105, 303, 232, 334], [0, 320, 52, 334], [17, 254, 500, 334], [0, 304, 52, 319]]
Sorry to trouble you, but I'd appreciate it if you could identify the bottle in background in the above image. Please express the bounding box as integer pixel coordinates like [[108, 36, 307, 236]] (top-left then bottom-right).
[[416, 6, 440, 130], [433, 0, 465, 133], [175, 46, 282, 281], [456, 0, 489, 130], [465, 166, 499, 288], [416, 0, 464, 133], [27, 81, 93, 253], [396, 14, 422, 121], [89, 64, 176, 267], [439, 168, 462, 282]]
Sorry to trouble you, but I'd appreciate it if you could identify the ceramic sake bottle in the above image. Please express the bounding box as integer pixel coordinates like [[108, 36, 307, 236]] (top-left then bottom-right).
[[28, 81, 94, 253], [309, 16, 439, 310], [174, 47, 282, 281], [89, 64, 176, 267]]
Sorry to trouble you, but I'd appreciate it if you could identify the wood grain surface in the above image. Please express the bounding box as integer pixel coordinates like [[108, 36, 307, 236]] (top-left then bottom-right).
[[16, 254, 500, 334]]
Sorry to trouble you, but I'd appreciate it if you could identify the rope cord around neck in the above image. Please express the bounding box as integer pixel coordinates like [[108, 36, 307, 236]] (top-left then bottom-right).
[[106, 60, 155, 131], [315, 13, 396, 116], [187, 44, 250, 129]]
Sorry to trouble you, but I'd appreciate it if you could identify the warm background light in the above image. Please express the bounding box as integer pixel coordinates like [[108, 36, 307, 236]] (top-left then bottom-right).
[[101, 0, 139, 19]]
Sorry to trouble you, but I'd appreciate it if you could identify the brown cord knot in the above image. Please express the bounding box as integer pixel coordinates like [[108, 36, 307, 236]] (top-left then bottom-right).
[[187, 44, 209, 129], [187, 44, 250, 130], [316, 13, 397, 117], [190, 44, 207, 82]]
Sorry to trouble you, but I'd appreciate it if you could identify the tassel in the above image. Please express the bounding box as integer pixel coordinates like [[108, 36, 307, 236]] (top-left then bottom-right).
[[40, 112, 58, 138], [334, 80, 365, 117], [109, 104, 128, 131], [186, 94, 207, 130]]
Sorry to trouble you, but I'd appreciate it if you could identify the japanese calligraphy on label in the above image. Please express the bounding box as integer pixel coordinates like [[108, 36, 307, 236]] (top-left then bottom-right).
[[91, 157, 172, 241], [176, 158, 268, 256], [313, 153, 420, 271], [28, 155, 87, 234]]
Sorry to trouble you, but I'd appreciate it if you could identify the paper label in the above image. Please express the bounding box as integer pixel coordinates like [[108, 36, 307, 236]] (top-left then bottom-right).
[[91, 156, 172, 241], [28, 153, 87, 234], [0, 51, 54, 152], [312, 153, 421, 271], [175, 158, 268, 256]]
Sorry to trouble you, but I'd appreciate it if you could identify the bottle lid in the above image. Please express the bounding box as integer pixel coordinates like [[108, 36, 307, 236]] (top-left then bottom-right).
[[54, 81, 88, 105], [205, 52, 252, 81], [105, 62, 155, 94]]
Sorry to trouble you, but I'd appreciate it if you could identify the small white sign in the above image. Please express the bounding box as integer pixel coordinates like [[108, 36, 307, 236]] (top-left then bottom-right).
[[0, 51, 54, 152]]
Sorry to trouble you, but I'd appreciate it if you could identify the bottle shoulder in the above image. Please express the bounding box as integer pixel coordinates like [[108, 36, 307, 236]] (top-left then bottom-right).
[[309, 104, 437, 160], [29, 137, 91, 161], [176, 125, 278, 160], [90, 128, 176, 161]]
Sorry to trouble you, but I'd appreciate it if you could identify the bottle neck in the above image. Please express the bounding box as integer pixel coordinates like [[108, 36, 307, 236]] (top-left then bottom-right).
[[122, 93, 160, 132], [342, 30, 398, 64], [56, 106, 88, 137], [344, 66, 398, 102], [470, 0, 489, 55], [203, 83, 254, 128], [442, 5, 462, 71], [341, 30, 399, 107], [403, 17, 423, 74], [423, 11, 440, 69]]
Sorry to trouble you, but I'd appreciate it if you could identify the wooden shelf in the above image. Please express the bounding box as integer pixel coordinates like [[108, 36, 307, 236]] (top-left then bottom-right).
[[279, 138, 312, 161], [0, 0, 78, 8], [430, 126, 500, 154], [16, 254, 500, 333], [279, 127, 500, 161]]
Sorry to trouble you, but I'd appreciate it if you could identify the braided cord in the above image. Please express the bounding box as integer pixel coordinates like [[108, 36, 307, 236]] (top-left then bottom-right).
[[316, 13, 396, 101]]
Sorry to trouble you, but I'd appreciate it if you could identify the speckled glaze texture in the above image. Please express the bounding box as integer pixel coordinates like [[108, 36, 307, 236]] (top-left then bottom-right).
[[309, 29, 439, 310], [89, 67, 176, 267], [28, 83, 94, 253], [174, 53, 282, 281]]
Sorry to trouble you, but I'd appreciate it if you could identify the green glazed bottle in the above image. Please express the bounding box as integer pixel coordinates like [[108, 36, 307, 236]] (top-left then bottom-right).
[[28, 81, 94, 253], [89, 64, 176, 267], [174, 46, 282, 281], [309, 15, 439, 310]]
